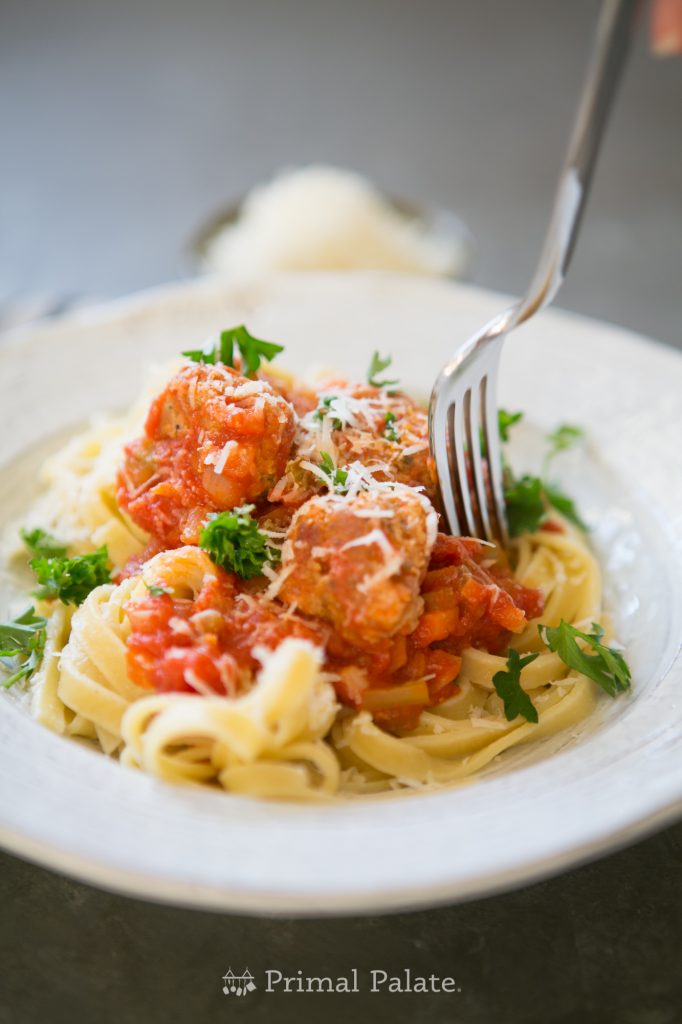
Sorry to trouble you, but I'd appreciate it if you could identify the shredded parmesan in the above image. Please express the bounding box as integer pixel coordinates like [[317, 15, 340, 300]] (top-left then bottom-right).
[[357, 555, 404, 593], [211, 439, 237, 475], [233, 380, 267, 398], [168, 616, 193, 637], [401, 441, 429, 457], [262, 562, 296, 600], [468, 716, 508, 731], [189, 609, 224, 631], [300, 459, 336, 490], [311, 545, 334, 559], [339, 528, 405, 593], [341, 528, 395, 559], [352, 508, 395, 519]]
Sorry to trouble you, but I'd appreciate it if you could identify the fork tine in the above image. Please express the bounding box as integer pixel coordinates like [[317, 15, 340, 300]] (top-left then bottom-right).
[[450, 395, 478, 537], [431, 349, 509, 543], [445, 403, 465, 534], [431, 389, 461, 535], [467, 376, 493, 541], [481, 368, 509, 546]]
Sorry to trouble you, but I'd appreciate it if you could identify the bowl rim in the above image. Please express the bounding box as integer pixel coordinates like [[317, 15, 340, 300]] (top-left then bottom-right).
[[1, 271, 681, 916]]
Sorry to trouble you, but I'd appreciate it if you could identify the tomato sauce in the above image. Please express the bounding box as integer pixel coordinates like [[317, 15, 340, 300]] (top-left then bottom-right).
[[120, 364, 544, 735]]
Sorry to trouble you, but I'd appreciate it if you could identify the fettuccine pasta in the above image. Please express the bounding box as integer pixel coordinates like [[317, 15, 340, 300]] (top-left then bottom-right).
[[3, 329, 629, 800]]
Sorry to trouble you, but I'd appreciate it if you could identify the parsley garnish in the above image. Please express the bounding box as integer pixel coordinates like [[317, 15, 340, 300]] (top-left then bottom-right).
[[545, 424, 583, 462], [314, 396, 343, 431], [183, 325, 284, 376], [319, 452, 349, 492], [504, 474, 546, 537], [200, 505, 280, 579], [30, 547, 111, 606], [367, 351, 399, 390], [497, 413, 586, 536], [383, 411, 399, 442], [492, 649, 540, 723], [542, 483, 587, 531], [145, 583, 173, 597], [498, 409, 523, 443], [540, 621, 631, 697], [504, 472, 586, 537], [0, 607, 47, 688], [20, 528, 68, 559]]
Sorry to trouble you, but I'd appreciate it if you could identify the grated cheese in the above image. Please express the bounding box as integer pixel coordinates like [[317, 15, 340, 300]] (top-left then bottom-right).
[[300, 459, 336, 490], [232, 380, 268, 398], [401, 441, 429, 457], [262, 561, 296, 600], [340, 528, 405, 593], [169, 616, 193, 637], [212, 439, 238, 475], [352, 508, 395, 518], [341, 527, 396, 560]]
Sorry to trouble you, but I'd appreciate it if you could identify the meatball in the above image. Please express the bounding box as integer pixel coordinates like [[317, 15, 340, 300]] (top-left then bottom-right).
[[118, 362, 296, 547], [281, 380, 437, 505], [279, 487, 438, 647]]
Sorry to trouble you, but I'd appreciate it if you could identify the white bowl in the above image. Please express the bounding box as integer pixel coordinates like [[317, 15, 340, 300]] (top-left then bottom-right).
[[1, 272, 681, 915]]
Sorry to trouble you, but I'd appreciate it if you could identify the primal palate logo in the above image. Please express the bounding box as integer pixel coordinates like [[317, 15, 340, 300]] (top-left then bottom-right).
[[222, 968, 257, 997], [220, 966, 462, 996]]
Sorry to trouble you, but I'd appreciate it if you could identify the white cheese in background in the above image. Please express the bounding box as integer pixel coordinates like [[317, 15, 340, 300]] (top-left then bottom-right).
[[205, 165, 464, 277]]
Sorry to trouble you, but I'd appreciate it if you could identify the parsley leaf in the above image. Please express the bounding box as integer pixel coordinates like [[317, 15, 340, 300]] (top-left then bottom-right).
[[367, 351, 399, 390], [145, 583, 173, 597], [183, 325, 284, 376], [182, 336, 226, 365], [30, 547, 111, 606], [498, 409, 523, 443], [504, 473, 587, 536], [0, 607, 47, 688], [383, 410, 399, 442], [20, 527, 68, 559], [540, 620, 631, 697], [492, 649, 540, 723], [504, 474, 546, 537], [200, 505, 280, 579], [542, 483, 588, 531], [546, 423, 583, 461], [498, 413, 586, 537], [319, 452, 349, 492]]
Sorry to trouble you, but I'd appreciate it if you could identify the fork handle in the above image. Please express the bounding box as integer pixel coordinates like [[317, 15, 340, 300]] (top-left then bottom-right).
[[518, 0, 639, 324]]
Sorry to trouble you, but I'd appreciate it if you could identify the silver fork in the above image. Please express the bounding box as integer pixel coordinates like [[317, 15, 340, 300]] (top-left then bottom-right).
[[429, 0, 638, 544]]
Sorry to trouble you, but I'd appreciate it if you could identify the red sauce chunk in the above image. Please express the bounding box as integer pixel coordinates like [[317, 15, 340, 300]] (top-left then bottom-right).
[[125, 567, 325, 697]]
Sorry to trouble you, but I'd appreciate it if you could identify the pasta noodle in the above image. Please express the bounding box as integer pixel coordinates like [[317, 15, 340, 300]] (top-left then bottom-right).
[[121, 637, 340, 799], [24, 416, 148, 574], [6, 343, 627, 802]]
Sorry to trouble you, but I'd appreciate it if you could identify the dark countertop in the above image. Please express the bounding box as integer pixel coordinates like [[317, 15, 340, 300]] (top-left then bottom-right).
[[2, 821, 682, 1024], [1, 2, 681, 1022]]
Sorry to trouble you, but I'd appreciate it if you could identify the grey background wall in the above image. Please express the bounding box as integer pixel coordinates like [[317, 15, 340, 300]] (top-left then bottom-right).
[[1, 0, 680, 346]]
